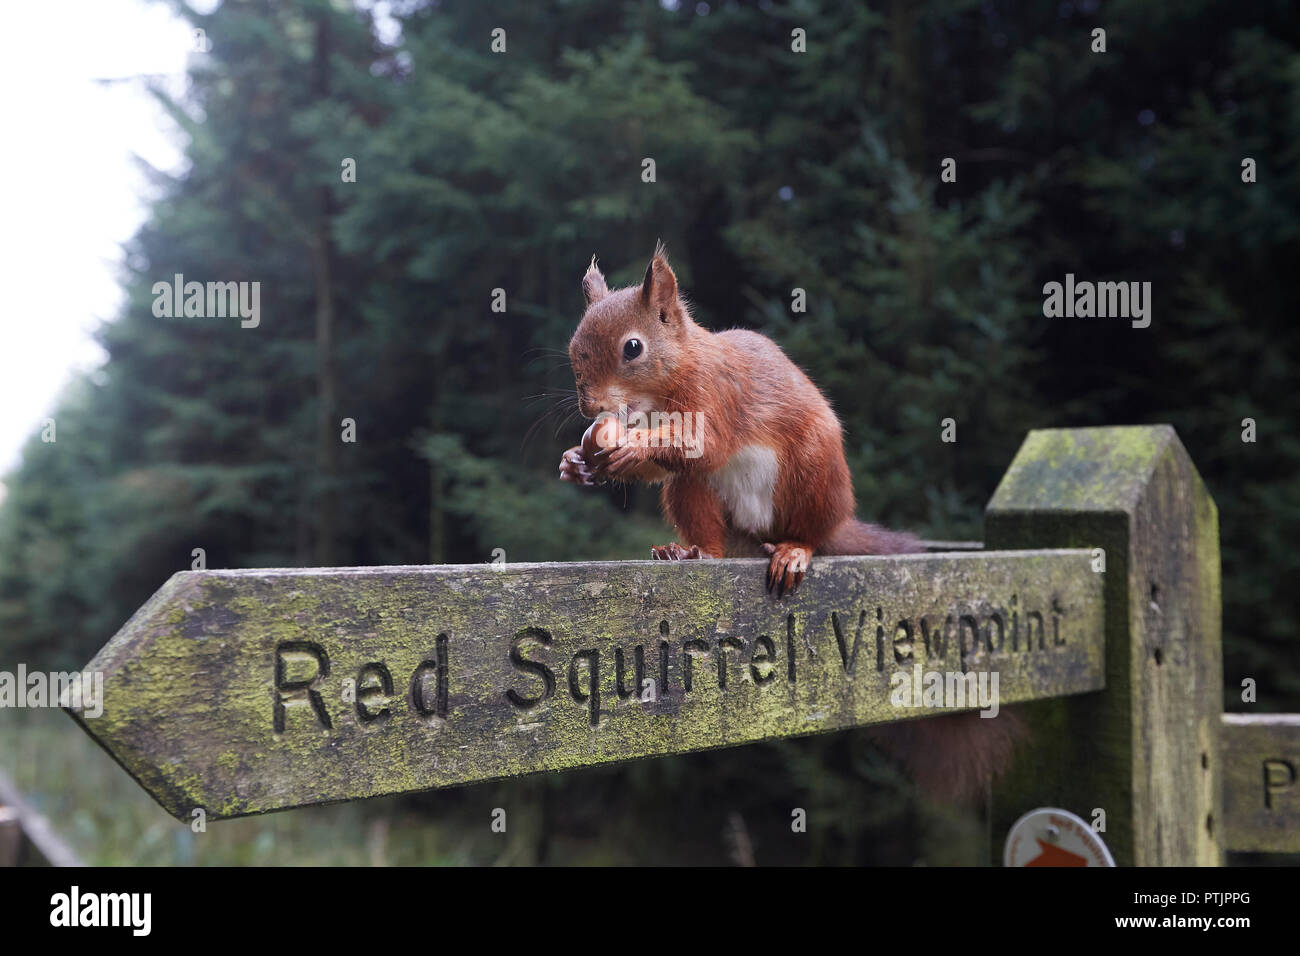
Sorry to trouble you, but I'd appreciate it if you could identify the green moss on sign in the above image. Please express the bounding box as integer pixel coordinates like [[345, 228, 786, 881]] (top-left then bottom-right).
[[67, 551, 1103, 820]]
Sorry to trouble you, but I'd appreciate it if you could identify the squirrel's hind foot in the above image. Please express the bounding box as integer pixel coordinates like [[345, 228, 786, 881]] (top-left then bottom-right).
[[762, 542, 812, 597], [651, 542, 707, 560]]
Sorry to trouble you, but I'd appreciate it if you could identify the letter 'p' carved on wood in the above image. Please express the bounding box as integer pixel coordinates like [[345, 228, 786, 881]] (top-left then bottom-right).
[[1220, 714, 1300, 853]]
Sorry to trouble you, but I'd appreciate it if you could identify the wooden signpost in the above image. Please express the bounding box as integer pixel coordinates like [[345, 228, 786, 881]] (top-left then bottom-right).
[[66, 551, 1102, 820], [60, 425, 1298, 862], [985, 425, 1223, 865]]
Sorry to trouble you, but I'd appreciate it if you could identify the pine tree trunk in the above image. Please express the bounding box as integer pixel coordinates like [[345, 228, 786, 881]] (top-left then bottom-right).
[[428, 353, 444, 564], [312, 12, 338, 566]]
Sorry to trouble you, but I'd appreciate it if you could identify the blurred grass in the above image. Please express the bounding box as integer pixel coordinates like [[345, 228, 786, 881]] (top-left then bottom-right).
[[6, 702, 1293, 866], [0, 704, 798, 866], [0, 707, 476, 865], [0, 703, 968, 866]]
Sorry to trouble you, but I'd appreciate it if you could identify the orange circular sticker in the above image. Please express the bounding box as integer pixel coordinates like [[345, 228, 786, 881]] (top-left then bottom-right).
[[1004, 808, 1116, 867]]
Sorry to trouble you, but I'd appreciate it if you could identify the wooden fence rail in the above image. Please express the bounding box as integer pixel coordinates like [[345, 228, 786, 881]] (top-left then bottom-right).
[[0, 768, 83, 867]]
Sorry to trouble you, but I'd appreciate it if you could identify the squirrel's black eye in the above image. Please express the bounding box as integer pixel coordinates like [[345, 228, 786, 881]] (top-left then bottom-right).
[[623, 338, 644, 361]]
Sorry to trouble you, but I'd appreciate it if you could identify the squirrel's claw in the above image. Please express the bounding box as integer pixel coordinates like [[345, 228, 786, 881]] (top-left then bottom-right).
[[762, 542, 811, 597], [651, 542, 704, 561], [602, 441, 645, 479], [559, 446, 600, 486]]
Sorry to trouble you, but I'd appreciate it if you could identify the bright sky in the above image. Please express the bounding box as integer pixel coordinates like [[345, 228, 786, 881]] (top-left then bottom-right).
[[0, 2, 402, 506], [0, 0, 211, 493]]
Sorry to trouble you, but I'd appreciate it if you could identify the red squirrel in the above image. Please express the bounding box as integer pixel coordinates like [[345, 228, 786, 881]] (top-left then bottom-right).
[[558, 246, 1022, 802], [559, 245, 921, 593]]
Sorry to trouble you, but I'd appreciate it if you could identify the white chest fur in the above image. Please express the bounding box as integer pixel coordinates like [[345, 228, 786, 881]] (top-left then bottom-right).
[[707, 445, 779, 534]]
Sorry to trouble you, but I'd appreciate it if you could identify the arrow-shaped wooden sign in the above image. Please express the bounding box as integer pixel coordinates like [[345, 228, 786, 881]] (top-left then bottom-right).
[[65, 551, 1104, 819]]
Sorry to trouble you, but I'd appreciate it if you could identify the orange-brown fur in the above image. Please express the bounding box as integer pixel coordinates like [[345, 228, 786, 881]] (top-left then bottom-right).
[[562, 247, 921, 584], [558, 247, 1021, 802]]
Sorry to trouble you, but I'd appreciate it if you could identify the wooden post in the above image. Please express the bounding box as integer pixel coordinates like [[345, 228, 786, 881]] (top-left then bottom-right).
[[0, 807, 20, 867], [986, 425, 1222, 866]]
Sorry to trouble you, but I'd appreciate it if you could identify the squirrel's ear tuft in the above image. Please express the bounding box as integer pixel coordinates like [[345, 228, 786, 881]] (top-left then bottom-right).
[[582, 255, 608, 305], [639, 241, 677, 309]]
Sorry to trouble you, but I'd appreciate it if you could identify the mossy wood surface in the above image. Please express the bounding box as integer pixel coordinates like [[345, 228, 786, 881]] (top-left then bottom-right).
[[67, 551, 1102, 820], [1221, 714, 1300, 853], [987, 425, 1222, 866]]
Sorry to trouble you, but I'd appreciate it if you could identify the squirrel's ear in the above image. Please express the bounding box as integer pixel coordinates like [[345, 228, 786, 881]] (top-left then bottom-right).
[[639, 241, 677, 310], [582, 256, 609, 305]]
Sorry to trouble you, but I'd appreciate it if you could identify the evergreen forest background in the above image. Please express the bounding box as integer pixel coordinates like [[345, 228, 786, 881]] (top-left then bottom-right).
[[1, 0, 1296, 865]]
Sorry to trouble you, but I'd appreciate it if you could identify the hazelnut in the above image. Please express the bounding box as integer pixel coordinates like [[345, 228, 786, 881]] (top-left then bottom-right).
[[580, 416, 623, 479]]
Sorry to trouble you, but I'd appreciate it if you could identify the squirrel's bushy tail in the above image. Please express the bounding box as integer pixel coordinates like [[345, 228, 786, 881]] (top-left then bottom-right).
[[822, 518, 925, 556], [822, 518, 1025, 804], [867, 710, 1026, 804]]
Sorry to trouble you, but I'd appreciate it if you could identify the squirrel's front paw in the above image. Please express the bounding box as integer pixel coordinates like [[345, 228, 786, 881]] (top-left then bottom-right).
[[651, 542, 706, 560], [762, 542, 812, 597], [602, 440, 649, 479], [558, 445, 599, 486]]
